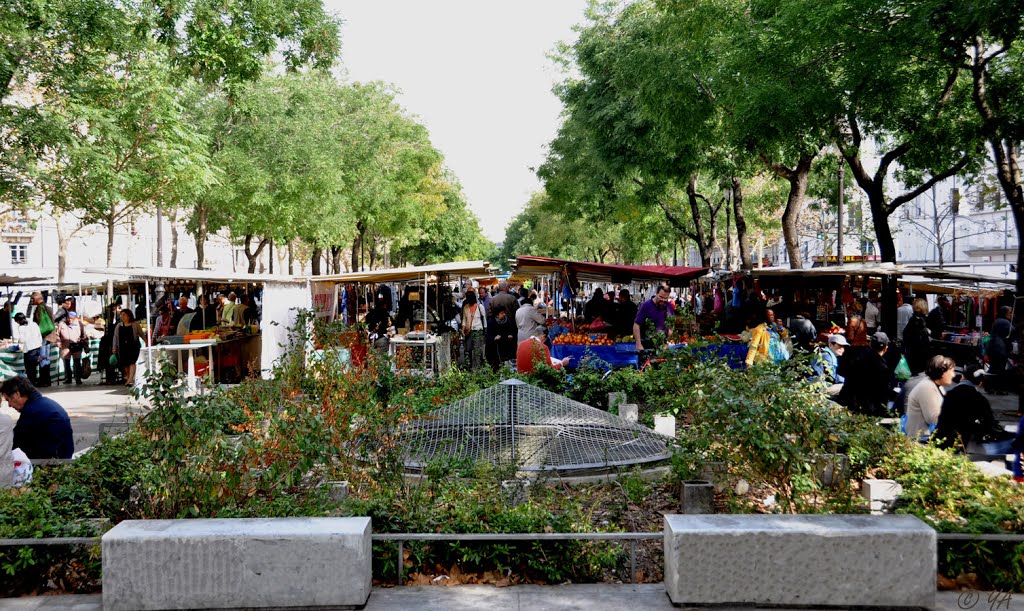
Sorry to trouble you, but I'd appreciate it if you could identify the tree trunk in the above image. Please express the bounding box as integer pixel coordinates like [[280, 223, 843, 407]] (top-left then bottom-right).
[[732, 177, 752, 270], [351, 221, 366, 271], [369, 236, 379, 269], [990, 139, 1024, 303], [243, 234, 268, 273], [311, 246, 323, 275], [330, 246, 342, 274], [288, 241, 294, 275], [685, 176, 712, 268], [779, 154, 815, 269], [171, 216, 179, 270], [106, 211, 116, 300], [195, 203, 209, 269], [54, 218, 68, 286]]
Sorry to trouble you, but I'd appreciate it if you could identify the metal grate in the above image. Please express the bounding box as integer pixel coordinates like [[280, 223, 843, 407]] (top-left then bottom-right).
[[400, 379, 671, 473]]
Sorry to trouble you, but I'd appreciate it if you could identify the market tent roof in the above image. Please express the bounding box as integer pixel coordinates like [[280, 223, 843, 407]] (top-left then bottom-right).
[[82, 267, 305, 284], [513, 256, 708, 285], [0, 274, 52, 285], [751, 263, 1015, 286], [308, 260, 494, 284], [750, 263, 914, 278]]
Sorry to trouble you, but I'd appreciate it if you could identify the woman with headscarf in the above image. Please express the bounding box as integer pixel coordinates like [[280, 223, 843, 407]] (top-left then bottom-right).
[[57, 311, 87, 385]]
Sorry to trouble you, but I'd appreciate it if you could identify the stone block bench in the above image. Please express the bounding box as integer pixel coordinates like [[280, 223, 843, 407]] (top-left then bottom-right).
[[664, 514, 935, 609], [102, 517, 371, 610]]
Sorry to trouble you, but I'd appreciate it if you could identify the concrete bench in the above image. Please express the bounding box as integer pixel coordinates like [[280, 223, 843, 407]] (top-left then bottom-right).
[[102, 517, 371, 610], [664, 514, 935, 609]]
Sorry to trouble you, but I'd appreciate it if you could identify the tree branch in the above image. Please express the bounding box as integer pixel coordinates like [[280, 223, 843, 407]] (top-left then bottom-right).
[[888, 153, 973, 214]]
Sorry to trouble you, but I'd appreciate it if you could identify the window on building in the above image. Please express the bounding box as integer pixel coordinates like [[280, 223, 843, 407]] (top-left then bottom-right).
[[10, 244, 27, 265]]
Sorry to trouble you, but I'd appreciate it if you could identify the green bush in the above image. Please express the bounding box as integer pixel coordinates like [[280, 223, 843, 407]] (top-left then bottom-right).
[[880, 443, 1024, 591], [0, 488, 101, 595], [345, 460, 622, 584]]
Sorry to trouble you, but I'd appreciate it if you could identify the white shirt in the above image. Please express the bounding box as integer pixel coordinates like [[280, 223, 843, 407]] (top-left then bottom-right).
[[13, 321, 43, 352]]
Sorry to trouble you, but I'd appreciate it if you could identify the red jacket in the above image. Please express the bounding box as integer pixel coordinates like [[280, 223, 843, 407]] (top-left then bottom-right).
[[516, 337, 562, 374]]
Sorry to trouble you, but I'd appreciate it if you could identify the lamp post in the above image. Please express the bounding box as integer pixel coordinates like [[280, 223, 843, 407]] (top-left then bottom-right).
[[837, 162, 844, 266]]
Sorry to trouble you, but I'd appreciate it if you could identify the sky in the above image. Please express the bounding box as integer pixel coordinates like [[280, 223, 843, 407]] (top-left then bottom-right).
[[328, 1, 591, 243]]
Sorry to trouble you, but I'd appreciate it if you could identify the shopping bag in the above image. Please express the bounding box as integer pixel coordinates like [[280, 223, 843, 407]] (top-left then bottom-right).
[[109, 354, 119, 367], [37, 308, 55, 337], [894, 356, 912, 381]]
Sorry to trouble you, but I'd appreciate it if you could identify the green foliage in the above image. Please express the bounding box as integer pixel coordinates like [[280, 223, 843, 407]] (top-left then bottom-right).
[[344, 461, 622, 584], [0, 488, 102, 595], [879, 443, 1024, 590], [672, 359, 895, 513]]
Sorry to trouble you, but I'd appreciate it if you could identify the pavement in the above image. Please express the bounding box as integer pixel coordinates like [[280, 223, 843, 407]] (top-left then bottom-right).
[[1, 379, 142, 453], [0, 585, 1020, 610]]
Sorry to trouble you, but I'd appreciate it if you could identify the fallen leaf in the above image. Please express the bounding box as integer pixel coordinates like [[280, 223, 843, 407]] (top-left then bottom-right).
[[937, 575, 957, 590]]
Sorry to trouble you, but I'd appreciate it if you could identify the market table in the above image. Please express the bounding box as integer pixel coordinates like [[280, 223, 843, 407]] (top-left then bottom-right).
[[0, 340, 103, 384], [390, 334, 450, 375], [550, 344, 638, 370], [142, 341, 216, 393]]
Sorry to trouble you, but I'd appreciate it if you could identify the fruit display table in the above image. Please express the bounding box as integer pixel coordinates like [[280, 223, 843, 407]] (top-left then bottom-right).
[[550, 343, 638, 369]]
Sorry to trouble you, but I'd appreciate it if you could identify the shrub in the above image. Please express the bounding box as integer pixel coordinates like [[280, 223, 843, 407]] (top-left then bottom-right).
[[879, 442, 1024, 591]]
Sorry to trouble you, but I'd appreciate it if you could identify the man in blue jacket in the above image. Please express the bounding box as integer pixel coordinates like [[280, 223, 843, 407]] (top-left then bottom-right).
[[2, 375, 73, 459]]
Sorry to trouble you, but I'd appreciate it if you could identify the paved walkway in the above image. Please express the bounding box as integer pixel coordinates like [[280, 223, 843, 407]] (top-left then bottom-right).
[[0, 585, 1019, 610], [1, 380, 142, 453]]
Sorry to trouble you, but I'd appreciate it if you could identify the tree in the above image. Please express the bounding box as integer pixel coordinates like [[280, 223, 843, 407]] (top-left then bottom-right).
[[391, 174, 493, 266], [911, 0, 1024, 297], [201, 72, 354, 273], [36, 39, 213, 294]]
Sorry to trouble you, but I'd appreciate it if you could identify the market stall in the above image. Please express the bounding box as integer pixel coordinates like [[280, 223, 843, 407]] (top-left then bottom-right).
[[84, 267, 310, 386], [513, 256, 709, 370], [307, 261, 495, 376]]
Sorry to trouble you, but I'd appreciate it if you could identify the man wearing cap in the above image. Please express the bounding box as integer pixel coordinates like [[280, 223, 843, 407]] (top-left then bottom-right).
[[53, 296, 73, 327], [11, 313, 43, 387], [839, 332, 894, 416], [2, 375, 73, 459], [812, 334, 848, 397]]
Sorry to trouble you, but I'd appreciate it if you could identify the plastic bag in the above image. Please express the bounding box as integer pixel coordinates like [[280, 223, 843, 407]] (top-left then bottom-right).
[[894, 356, 912, 381], [12, 448, 32, 486], [37, 308, 55, 337]]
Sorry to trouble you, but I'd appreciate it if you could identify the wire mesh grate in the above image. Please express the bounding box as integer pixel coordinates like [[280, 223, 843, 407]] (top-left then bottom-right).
[[399, 379, 671, 473]]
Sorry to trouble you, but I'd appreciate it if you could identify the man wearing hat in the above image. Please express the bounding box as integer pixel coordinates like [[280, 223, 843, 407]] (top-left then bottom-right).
[[11, 312, 43, 387], [812, 334, 848, 397], [839, 332, 894, 416]]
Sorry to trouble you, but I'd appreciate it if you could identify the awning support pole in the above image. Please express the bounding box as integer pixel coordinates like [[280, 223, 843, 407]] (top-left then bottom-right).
[[144, 279, 153, 383]]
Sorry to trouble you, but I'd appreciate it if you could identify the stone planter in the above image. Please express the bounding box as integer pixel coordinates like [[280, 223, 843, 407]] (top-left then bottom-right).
[[681, 480, 715, 514], [812, 453, 850, 488], [699, 461, 729, 493], [324, 480, 349, 503], [619, 403, 639, 423], [501, 479, 531, 507], [654, 414, 676, 437]]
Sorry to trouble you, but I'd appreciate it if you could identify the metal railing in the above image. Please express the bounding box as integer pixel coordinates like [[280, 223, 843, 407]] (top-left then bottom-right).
[[2, 530, 1022, 587], [372, 532, 663, 585]]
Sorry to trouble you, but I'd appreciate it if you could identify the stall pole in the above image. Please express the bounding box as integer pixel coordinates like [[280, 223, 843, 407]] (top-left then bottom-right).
[[423, 272, 429, 373], [144, 279, 153, 379]]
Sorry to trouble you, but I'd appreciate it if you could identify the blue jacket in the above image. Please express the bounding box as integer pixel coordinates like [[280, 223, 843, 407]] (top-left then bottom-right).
[[12, 390, 74, 459], [811, 347, 844, 384]]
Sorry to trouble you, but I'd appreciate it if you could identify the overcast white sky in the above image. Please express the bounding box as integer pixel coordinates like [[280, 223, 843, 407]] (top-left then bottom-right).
[[328, 1, 590, 242]]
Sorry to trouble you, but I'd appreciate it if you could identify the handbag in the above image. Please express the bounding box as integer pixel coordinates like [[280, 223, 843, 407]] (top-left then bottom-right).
[[80, 357, 92, 379], [37, 307, 55, 337]]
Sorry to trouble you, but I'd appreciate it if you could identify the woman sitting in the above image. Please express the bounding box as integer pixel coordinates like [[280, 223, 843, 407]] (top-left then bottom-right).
[[904, 355, 955, 440]]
